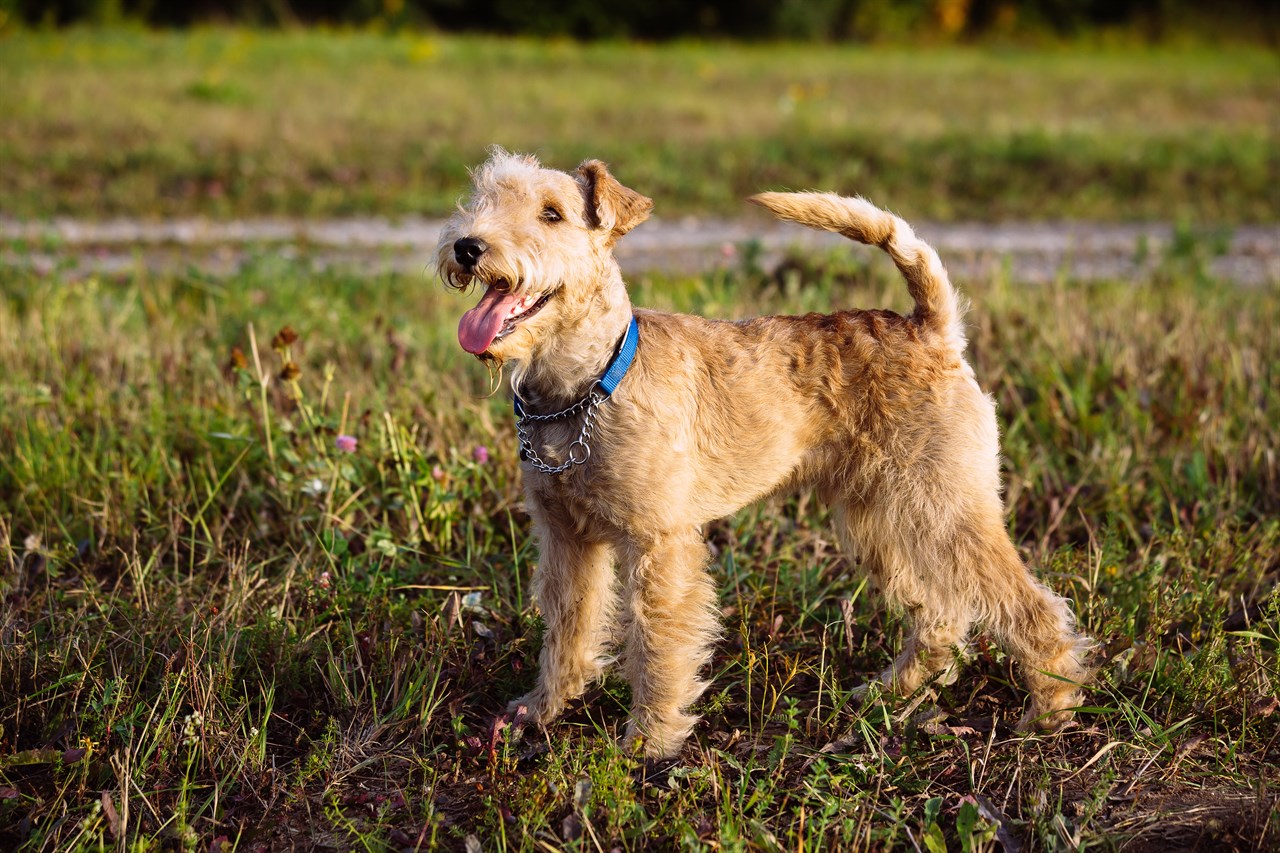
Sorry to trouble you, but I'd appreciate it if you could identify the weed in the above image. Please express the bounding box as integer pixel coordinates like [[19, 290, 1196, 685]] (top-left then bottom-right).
[[1, 250, 1277, 848]]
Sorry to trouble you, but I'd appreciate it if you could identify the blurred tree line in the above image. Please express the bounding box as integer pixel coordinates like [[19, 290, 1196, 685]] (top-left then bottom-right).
[[4, 0, 1276, 42]]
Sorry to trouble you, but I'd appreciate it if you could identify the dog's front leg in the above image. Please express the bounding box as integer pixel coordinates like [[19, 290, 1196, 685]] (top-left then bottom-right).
[[509, 516, 618, 727], [619, 532, 721, 759]]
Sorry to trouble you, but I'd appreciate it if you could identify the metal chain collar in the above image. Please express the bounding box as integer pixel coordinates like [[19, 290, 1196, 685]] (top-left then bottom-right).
[[515, 381, 607, 475]]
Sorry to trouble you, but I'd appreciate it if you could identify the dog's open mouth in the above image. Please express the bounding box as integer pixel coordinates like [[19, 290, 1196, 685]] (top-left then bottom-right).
[[458, 281, 557, 354]]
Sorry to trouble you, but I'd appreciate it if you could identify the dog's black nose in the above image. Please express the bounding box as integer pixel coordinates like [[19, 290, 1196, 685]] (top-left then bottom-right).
[[454, 237, 488, 267]]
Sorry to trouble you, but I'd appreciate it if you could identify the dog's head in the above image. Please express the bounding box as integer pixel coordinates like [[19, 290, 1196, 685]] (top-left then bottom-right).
[[436, 148, 652, 363]]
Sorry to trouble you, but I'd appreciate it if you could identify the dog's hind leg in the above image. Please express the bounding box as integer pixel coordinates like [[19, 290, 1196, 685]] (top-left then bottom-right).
[[833, 500, 975, 697], [860, 500, 1092, 730], [619, 531, 721, 759], [878, 610, 972, 696], [975, 531, 1094, 731], [509, 509, 618, 726]]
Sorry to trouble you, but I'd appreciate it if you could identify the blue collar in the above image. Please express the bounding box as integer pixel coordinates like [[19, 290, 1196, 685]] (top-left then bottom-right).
[[513, 315, 639, 417]]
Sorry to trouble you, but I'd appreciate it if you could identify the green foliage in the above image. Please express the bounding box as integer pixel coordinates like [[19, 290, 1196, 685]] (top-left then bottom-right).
[[0, 30, 1276, 222], [1, 246, 1277, 849]]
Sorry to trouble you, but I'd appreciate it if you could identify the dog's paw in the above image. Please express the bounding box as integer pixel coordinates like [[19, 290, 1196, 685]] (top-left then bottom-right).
[[1014, 692, 1082, 733], [506, 690, 560, 727], [848, 680, 884, 703], [623, 711, 697, 760]]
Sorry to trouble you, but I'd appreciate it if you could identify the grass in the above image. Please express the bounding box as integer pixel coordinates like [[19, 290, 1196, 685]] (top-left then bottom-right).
[[0, 27, 1277, 222], [1, 233, 1278, 850]]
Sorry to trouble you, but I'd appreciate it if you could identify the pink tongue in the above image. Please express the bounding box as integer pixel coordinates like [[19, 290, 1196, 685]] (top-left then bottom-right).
[[459, 287, 523, 354]]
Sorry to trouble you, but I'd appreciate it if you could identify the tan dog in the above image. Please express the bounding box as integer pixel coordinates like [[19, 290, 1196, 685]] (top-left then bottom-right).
[[436, 149, 1092, 759]]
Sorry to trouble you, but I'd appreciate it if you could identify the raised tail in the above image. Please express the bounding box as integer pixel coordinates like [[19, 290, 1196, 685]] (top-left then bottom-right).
[[749, 191, 965, 347]]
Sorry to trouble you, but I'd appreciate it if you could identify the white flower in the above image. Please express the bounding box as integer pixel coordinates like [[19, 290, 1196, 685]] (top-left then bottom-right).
[[181, 711, 204, 746]]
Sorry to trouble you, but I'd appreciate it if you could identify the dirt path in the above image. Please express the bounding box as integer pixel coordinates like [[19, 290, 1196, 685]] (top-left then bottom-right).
[[2, 216, 1277, 284]]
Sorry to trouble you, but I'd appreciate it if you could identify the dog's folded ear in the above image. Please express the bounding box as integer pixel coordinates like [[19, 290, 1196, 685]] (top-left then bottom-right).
[[577, 160, 654, 245]]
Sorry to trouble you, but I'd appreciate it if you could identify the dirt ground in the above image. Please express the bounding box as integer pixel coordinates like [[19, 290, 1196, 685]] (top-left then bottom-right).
[[3, 216, 1277, 285]]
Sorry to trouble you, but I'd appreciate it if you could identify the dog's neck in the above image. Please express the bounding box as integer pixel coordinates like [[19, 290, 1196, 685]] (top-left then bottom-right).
[[515, 288, 633, 410]]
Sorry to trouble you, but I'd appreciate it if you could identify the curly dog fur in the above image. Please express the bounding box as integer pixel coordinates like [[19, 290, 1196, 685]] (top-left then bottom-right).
[[436, 149, 1093, 759]]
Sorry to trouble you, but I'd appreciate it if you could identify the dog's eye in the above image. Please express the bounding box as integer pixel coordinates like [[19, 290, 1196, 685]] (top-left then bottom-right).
[[540, 206, 563, 223]]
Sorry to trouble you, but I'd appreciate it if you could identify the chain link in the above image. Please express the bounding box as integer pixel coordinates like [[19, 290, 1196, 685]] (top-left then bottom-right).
[[515, 382, 607, 475]]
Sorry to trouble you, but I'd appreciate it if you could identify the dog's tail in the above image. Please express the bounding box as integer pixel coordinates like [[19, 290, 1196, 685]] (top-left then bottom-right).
[[748, 191, 964, 347]]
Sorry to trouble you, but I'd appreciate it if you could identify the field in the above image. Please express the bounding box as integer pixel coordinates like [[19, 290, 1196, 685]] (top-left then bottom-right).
[[0, 28, 1277, 222], [2, 26, 1279, 853], [2, 241, 1278, 849]]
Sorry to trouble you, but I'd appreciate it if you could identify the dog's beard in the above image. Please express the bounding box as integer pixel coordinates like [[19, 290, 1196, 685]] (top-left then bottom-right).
[[482, 356, 505, 397], [503, 329, 540, 398], [473, 324, 540, 401]]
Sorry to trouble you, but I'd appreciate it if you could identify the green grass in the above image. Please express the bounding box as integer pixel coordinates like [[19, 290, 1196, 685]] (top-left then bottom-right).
[[1, 27, 1277, 222], [2, 238, 1278, 849]]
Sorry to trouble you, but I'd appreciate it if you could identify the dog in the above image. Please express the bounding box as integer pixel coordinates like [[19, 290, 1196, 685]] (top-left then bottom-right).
[[436, 149, 1092, 759]]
